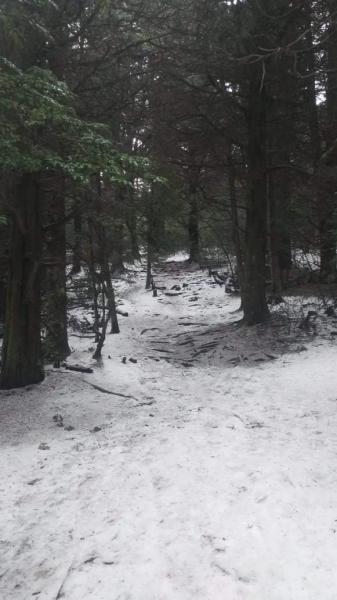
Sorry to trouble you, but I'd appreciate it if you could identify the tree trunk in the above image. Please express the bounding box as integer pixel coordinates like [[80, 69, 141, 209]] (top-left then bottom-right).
[[1, 175, 44, 388], [95, 177, 120, 335], [43, 173, 71, 363], [267, 137, 293, 294], [126, 189, 141, 260], [101, 261, 119, 334], [305, 2, 337, 281], [267, 174, 292, 294], [127, 216, 141, 261], [88, 218, 100, 343], [268, 175, 282, 296], [319, 205, 336, 281], [145, 244, 153, 290], [241, 74, 270, 325], [228, 148, 243, 280], [320, 0, 337, 281], [188, 187, 200, 263], [72, 197, 82, 274], [266, 0, 298, 294]]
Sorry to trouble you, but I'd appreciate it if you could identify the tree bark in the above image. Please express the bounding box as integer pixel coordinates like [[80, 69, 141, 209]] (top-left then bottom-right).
[[95, 177, 120, 335], [1, 175, 44, 388], [72, 197, 82, 274], [319, 0, 337, 281], [241, 73, 270, 325], [42, 173, 71, 363], [228, 148, 243, 281], [145, 243, 153, 290], [126, 188, 141, 260]]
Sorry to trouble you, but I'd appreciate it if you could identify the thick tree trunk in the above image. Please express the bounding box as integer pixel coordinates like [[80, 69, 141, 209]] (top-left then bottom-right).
[[43, 173, 71, 363], [320, 1, 337, 281], [266, 1, 297, 295], [241, 76, 270, 325], [1, 175, 44, 388], [305, 2, 337, 281], [0, 200, 10, 323], [326, 2, 337, 158]]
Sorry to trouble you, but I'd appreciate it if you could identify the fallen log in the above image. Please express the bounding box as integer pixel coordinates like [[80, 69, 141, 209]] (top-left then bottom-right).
[[70, 334, 95, 339], [64, 364, 94, 374]]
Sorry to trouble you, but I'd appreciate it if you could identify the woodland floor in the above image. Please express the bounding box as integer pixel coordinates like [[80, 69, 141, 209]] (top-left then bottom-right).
[[1, 259, 337, 600]]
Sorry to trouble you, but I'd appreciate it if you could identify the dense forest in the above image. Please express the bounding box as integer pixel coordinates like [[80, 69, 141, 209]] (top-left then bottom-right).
[[0, 0, 337, 389]]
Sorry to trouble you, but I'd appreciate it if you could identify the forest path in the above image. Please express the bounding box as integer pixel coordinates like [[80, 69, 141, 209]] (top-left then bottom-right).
[[1, 263, 337, 600]]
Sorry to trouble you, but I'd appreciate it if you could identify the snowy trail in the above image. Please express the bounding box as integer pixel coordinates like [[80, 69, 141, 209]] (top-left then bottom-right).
[[1, 265, 337, 599]]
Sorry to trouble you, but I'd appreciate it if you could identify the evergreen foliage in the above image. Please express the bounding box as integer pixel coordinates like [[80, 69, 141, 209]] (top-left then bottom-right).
[[0, 0, 337, 386]]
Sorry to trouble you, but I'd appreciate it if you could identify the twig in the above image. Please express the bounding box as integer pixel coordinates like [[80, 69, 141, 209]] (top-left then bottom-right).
[[46, 368, 140, 401], [55, 560, 76, 599], [86, 381, 137, 400]]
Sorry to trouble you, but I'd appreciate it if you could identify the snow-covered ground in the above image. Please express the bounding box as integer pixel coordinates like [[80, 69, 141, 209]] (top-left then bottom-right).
[[1, 263, 337, 600]]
